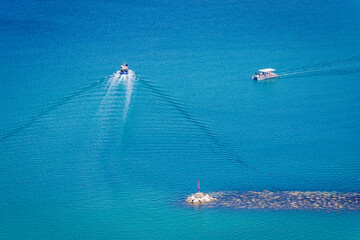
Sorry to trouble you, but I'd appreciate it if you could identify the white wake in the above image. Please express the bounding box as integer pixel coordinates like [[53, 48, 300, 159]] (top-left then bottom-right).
[[99, 69, 136, 122], [122, 71, 135, 120]]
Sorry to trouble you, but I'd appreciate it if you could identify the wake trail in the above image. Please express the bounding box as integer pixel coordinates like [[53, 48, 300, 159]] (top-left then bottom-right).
[[279, 65, 360, 78], [279, 55, 360, 75], [99, 70, 136, 121], [137, 78, 250, 169], [0, 67, 136, 144], [0, 78, 104, 143], [123, 71, 135, 120], [95, 69, 136, 150]]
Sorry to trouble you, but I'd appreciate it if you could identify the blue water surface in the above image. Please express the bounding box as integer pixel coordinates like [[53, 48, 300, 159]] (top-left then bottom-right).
[[1, 0, 360, 239]]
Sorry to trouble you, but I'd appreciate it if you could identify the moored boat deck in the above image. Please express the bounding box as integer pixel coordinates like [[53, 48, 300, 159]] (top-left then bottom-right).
[[252, 68, 279, 81]]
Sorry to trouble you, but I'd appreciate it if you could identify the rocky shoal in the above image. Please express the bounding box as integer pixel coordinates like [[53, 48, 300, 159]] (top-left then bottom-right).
[[187, 190, 360, 211], [186, 192, 216, 204]]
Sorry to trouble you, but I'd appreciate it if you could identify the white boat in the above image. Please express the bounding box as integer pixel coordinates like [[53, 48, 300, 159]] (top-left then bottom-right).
[[120, 63, 129, 75], [252, 68, 279, 81]]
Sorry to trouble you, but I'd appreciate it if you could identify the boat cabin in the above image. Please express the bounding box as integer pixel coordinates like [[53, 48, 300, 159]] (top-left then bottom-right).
[[120, 63, 129, 75], [252, 68, 278, 81]]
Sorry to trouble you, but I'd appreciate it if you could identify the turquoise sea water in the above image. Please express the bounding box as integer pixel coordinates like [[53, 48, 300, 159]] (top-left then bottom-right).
[[1, 0, 360, 239]]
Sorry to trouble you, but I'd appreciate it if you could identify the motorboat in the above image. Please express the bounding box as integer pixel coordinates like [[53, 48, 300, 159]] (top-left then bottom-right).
[[252, 68, 278, 81], [120, 63, 129, 75]]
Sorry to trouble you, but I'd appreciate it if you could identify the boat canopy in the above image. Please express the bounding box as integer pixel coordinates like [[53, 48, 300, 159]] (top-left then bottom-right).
[[259, 68, 276, 72]]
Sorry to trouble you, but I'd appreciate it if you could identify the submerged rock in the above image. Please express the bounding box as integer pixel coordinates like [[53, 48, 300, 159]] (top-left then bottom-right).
[[185, 190, 360, 211], [186, 192, 216, 205]]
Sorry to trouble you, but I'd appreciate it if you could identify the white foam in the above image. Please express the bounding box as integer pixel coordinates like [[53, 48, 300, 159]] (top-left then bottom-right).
[[98, 69, 136, 121], [122, 70, 135, 120]]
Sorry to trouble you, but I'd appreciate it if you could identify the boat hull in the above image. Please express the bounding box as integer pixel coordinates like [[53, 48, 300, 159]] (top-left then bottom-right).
[[253, 75, 279, 81]]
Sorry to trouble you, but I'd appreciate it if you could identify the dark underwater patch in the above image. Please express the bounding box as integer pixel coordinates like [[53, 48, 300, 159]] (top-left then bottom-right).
[[188, 190, 360, 211]]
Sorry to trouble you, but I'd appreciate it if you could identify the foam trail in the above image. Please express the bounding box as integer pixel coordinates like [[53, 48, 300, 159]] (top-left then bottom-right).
[[100, 70, 123, 110], [98, 70, 135, 120], [281, 69, 330, 76], [279, 55, 360, 74], [280, 65, 360, 77], [122, 70, 136, 120], [96, 68, 136, 152]]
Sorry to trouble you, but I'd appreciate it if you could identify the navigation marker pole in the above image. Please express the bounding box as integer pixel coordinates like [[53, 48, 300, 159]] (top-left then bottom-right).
[[198, 180, 200, 192]]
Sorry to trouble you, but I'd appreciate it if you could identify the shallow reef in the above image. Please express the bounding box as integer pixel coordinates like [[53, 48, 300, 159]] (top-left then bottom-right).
[[189, 190, 360, 211]]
